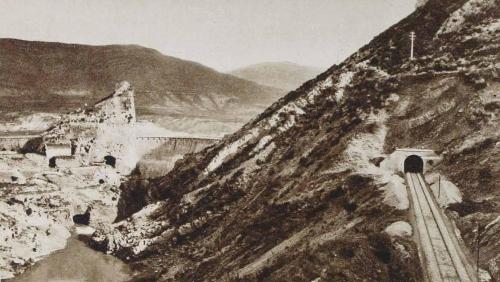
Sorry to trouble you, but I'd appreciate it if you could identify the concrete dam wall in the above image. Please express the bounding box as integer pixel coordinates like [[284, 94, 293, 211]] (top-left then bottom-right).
[[136, 137, 217, 155], [0, 131, 218, 179], [136, 137, 218, 178]]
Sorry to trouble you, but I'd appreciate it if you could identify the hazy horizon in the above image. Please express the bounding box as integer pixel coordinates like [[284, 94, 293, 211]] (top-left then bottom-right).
[[0, 0, 416, 71]]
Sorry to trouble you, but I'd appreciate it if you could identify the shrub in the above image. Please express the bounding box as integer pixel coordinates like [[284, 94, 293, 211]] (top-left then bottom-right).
[[447, 199, 479, 216], [299, 156, 313, 167], [281, 147, 295, 161], [484, 102, 500, 112], [369, 157, 385, 167], [345, 174, 372, 190], [339, 245, 356, 259], [343, 201, 358, 213], [328, 187, 345, 199], [478, 168, 492, 179], [368, 233, 392, 264], [365, 122, 379, 134], [339, 197, 358, 213]]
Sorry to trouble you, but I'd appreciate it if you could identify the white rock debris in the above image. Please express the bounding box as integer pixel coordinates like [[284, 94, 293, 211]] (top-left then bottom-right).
[[381, 175, 410, 210], [252, 135, 273, 153], [437, 0, 497, 35], [426, 173, 463, 207], [329, 110, 410, 210], [0, 82, 155, 278], [335, 71, 354, 102], [203, 69, 353, 175], [385, 221, 413, 237], [204, 129, 259, 174], [97, 202, 170, 256], [255, 142, 276, 162], [0, 157, 123, 279]]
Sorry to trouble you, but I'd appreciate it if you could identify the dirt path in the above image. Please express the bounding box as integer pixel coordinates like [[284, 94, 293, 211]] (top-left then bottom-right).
[[406, 172, 476, 282]]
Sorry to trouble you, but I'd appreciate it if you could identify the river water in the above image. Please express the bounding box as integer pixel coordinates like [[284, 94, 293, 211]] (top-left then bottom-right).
[[9, 236, 131, 282]]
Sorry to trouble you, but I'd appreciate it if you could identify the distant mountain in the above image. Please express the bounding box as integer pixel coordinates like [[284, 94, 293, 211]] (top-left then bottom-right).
[[229, 61, 322, 91], [0, 39, 284, 136]]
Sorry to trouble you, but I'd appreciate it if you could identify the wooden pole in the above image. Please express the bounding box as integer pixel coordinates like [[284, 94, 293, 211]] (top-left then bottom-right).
[[438, 175, 441, 199], [476, 221, 480, 280]]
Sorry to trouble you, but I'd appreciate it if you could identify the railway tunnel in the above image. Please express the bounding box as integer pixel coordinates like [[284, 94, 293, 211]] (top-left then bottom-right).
[[404, 155, 423, 173], [104, 155, 117, 168], [399, 149, 476, 281]]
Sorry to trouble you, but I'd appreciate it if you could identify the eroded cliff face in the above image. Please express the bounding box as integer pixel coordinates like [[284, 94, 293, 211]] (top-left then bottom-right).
[[91, 0, 499, 281]]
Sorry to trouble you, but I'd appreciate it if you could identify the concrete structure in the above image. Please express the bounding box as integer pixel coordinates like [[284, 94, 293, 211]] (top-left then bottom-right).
[[4, 82, 220, 173], [136, 136, 218, 154], [52, 156, 80, 168], [389, 148, 441, 173], [41, 81, 138, 172], [0, 135, 40, 151], [45, 143, 72, 161]]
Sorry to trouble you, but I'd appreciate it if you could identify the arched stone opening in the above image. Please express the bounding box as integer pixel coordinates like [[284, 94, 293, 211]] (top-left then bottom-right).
[[49, 157, 57, 168], [72, 206, 91, 225], [104, 155, 116, 168], [404, 155, 423, 173]]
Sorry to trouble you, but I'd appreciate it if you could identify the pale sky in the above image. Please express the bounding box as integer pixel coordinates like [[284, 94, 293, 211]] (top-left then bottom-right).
[[0, 0, 415, 71]]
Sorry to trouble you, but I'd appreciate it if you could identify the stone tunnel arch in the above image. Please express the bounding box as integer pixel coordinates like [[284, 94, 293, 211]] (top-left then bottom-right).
[[404, 155, 423, 173], [104, 155, 116, 168]]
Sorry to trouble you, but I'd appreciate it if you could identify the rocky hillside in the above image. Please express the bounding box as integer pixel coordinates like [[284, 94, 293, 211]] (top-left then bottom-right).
[[0, 39, 284, 136], [230, 62, 322, 91], [90, 0, 499, 281]]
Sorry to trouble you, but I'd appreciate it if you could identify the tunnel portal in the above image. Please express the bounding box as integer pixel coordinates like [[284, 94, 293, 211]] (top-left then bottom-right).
[[104, 155, 116, 168], [404, 155, 424, 173], [49, 157, 57, 168]]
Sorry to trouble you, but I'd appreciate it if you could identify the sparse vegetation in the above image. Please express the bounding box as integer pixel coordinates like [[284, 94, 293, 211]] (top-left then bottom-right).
[[78, 0, 500, 281]]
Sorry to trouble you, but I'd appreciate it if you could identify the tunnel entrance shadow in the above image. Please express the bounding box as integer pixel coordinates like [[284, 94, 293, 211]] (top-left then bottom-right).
[[104, 155, 116, 168], [49, 157, 57, 168], [404, 155, 423, 173]]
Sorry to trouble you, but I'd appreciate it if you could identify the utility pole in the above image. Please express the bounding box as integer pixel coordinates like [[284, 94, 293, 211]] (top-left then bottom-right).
[[410, 31, 416, 60]]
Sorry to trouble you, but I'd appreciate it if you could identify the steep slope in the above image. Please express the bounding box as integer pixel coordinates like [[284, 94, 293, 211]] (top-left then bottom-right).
[[0, 39, 283, 135], [90, 0, 499, 281], [230, 62, 322, 91]]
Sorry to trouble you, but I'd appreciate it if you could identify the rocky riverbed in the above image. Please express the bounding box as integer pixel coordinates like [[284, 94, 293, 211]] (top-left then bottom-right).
[[0, 151, 124, 279]]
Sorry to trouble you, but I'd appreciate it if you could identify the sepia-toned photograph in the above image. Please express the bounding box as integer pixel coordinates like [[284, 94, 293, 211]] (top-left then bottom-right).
[[0, 0, 498, 281]]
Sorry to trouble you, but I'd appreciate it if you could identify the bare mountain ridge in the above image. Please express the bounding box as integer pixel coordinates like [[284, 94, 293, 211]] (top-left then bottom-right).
[[230, 61, 322, 91], [0, 39, 284, 135], [90, 0, 498, 280]]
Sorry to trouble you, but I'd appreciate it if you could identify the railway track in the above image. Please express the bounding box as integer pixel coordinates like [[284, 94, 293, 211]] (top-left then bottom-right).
[[406, 172, 475, 282]]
